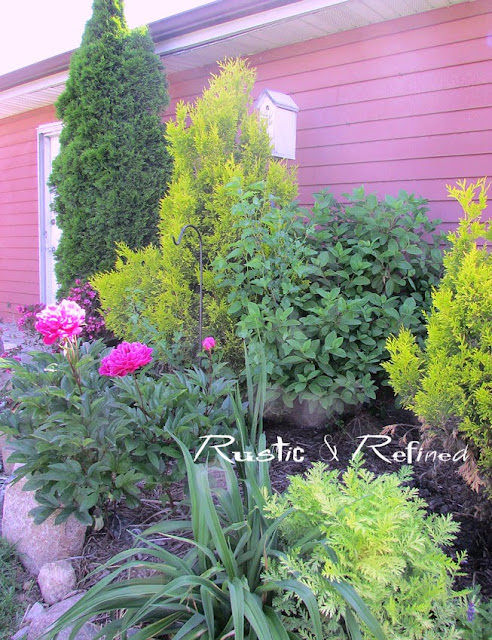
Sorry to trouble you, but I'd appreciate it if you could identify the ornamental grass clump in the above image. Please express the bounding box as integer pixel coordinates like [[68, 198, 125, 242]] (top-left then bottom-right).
[[383, 178, 492, 495], [263, 460, 465, 639]]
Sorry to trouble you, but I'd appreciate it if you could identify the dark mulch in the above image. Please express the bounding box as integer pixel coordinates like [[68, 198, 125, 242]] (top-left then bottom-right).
[[265, 395, 492, 600]]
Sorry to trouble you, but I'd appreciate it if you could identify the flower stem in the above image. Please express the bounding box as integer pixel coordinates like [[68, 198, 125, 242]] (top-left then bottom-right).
[[64, 337, 82, 394], [132, 372, 151, 421]]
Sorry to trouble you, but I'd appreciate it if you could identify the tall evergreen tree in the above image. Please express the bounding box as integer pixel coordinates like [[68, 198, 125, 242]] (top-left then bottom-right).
[[50, 0, 171, 292]]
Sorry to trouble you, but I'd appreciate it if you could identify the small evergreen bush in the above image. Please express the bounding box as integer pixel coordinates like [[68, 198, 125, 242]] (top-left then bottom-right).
[[384, 178, 492, 494], [215, 182, 444, 413], [50, 0, 172, 292], [264, 460, 465, 639], [93, 59, 297, 363]]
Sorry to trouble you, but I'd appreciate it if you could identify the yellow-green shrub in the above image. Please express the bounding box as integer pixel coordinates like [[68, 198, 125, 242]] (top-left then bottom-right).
[[93, 59, 297, 362], [264, 461, 464, 639], [384, 179, 492, 493]]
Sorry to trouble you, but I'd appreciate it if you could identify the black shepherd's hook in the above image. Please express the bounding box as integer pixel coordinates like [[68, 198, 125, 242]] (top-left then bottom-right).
[[172, 224, 203, 353]]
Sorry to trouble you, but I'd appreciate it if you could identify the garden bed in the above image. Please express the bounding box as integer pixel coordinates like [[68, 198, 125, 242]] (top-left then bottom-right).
[[266, 398, 492, 600], [14, 393, 486, 602]]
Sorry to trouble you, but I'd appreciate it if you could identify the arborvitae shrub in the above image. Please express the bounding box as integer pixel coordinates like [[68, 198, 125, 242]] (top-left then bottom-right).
[[93, 59, 297, 363], [50, 0, 171, 293], [384, 179, 492, 494]]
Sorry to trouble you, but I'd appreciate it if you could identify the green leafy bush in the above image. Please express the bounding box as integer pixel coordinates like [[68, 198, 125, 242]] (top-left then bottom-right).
[[50, 0, 172, 292], [43, 382, 382, 640], [215, 182, 444, 413], [383, 179, 492, 494], [0, 341, 236, 526], [264, 460, 465, 639], [93, 58, 297, 363]]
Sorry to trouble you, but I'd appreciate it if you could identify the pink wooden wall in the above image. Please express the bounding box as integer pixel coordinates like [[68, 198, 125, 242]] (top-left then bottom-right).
[[165, 0, 492, 235], [0, 105, 56, 319], [0, 0, 490, 316]]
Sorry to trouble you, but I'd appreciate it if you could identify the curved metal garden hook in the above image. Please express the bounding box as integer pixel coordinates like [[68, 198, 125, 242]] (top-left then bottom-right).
[[172, 224, 203, 353]]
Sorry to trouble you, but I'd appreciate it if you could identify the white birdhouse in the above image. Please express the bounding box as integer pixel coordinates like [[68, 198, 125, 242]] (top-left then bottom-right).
[[255, 89, 299, 160]]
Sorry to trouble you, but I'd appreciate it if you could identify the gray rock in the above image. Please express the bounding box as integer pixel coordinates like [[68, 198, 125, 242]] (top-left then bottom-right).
[[2, 443, 16, 475], [2, 474, 86, 575], [21, 602, 45, 624], [0, 433, 15, 474], [11, 628, 29, 640], [27, 594, 99, 640], [38, 560, 77, 605]]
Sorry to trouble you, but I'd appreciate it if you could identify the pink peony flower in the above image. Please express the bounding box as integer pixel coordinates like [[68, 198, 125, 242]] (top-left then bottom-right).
[[35, 300, 86, 345], [202, 336, 216, 351], [99, 342, 153, 377]]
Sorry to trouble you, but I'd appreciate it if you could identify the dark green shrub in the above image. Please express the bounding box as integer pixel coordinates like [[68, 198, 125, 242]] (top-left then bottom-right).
[[384, 179, 492, 494], [264, 460, 465, 639], [0, 341, 236, 526], [50, 0, 172, 292], [215, 182, 444, 414]]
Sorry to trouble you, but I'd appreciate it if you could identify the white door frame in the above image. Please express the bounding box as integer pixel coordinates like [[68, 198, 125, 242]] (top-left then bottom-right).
[[37, 121, 63, 304]]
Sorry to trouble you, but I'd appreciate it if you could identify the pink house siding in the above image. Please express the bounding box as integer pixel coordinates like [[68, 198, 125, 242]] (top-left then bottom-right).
[[0, 105, 56, 318], [165, 0, 492, 233], [1, 1, 490, 316]]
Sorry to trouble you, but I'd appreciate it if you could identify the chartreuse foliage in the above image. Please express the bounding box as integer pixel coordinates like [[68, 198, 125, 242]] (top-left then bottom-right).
[[263, 460, 465, 639], [42, 379, 382, 640], [50, 0, 171, 292], [93, 59, 297, 363], [0, 342, 236, 526], [214, 181, 443, 413], [383, 179, 492, 494]]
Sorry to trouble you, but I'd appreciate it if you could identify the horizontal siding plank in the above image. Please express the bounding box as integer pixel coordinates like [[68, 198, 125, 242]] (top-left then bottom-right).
[[0, 163, 37, 180], [0, 141, 37, 160], [297, 107, 492, 147], [0, 177, 38, 192], [0, 189, 37, 204], [298, 154, 491, 185], [0, 152, 37, 171], [0, 271, 39, 284], [0, 260, 39, 272], [0, 201, 37, 215], [0, 224, 40, 236], [296, 84, 491, 128], [0, 237, 39, 249], [296, 131, 492, 166], [0, 281, 40, 295]]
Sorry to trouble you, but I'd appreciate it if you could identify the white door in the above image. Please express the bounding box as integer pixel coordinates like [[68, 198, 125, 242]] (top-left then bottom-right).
[[38, 123, 62, 304]]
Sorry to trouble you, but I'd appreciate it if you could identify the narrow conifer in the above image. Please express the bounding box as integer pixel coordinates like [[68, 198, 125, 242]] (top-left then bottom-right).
[[50, 0, 171, 292]]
